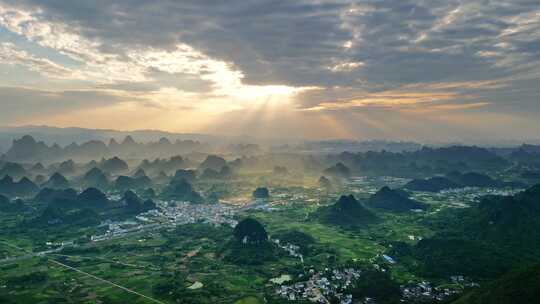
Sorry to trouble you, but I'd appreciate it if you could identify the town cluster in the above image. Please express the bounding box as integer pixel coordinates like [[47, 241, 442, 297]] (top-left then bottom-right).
[[91, 200, 238, 242], [275, 268, 362, 304]]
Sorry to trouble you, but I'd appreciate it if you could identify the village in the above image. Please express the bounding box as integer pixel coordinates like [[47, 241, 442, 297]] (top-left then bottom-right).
[[401, 277, 480, 302], [274, 267, 362, 304], [90, 199, 239, 242]]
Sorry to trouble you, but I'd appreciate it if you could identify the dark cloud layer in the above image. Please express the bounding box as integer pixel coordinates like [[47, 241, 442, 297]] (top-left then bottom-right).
[[5, 0, 537, 86], [0, 0, 539, 140]]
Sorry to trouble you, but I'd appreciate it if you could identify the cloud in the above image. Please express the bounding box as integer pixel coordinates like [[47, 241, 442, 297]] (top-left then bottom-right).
[[0, 42, 74, 78], [3, 0, 540, 88], [328, 61, 364, 72], [0, 2, 311, 96], [2, 0, 539, 87], [299, 90, 485, 112], [294, 79, 505, 112], [0, 0, 539, 140]]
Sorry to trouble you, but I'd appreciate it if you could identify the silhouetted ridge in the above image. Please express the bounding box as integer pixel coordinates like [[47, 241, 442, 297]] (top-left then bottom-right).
[[133, 168, 147, 178], [234, 218, 268, 244], [161, 179, 203, 203], [200, 165, 232, 179], [404, 171, 523, 192], [225, 218, 277, 265], [253, 187, 270, 199], [34, 188, 78, 204], [137, 156, 186, 175], [31, 163, 45, 171], [1, 133, 205, 163], [114, 175, 151, 191], [56, 159, 76, 175], [313, 195, 377, 227], [319, 176, 332, 189], [0, 162, 27, 179], [334, 195, 371, 214], [121, 135, 136, 146], [446, 171, 498, 187], [199, 155, 226, 171], [34, 175, 46, 185], [404, 177, 460, 192], [4, 135, 50, 161], [323, 162, 351, 178], [0, 176, 39, 198], [368, 186, 426, 212], [82, 167, 109, 189], [99, 156, 128, 173], [452, 263, 540, 304], [121, 190, 155, 213], [42, 172, 70, 189], [173, 169, 196, 182], [332, 146, 509, 177], [77, 188, 109, 208]]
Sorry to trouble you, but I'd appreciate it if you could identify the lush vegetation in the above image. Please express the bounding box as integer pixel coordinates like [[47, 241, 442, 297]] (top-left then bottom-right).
[[453, 264, 540, 304], [1, 139, 540, 303]]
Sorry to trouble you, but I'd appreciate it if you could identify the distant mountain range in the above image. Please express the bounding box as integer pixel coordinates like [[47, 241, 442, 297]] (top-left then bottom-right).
[[0, 134, 211, 162], [404, 171, 525, 192], [1, 125, 539, 155], [0, 125, 226, 147], [0, 126, 428, 156], [331, 146, 516, 178], [296, 140, 423, 153]]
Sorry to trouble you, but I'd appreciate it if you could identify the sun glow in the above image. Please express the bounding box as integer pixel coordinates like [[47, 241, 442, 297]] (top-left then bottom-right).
[[229, 85, 315, 105]]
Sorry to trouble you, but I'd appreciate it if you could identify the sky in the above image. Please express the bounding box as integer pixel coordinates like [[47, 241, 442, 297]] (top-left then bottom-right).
[[0, 0, 539, 142]]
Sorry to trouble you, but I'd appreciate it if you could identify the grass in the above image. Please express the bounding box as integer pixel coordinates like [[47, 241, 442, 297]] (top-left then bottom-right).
[[234, 296, 263, 304], [0, 173, 465, 303]]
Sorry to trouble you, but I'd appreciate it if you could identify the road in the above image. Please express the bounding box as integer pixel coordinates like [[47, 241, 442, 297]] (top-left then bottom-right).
[[48, 259, 166, 304], [0, 239, 167, 304]]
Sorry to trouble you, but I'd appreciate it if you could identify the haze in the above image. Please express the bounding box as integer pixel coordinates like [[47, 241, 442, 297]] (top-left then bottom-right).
[[3, 2, 540, 303]]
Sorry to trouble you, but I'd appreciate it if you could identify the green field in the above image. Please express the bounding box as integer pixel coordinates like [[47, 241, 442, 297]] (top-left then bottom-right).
[[0, 173, 497, 303]]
